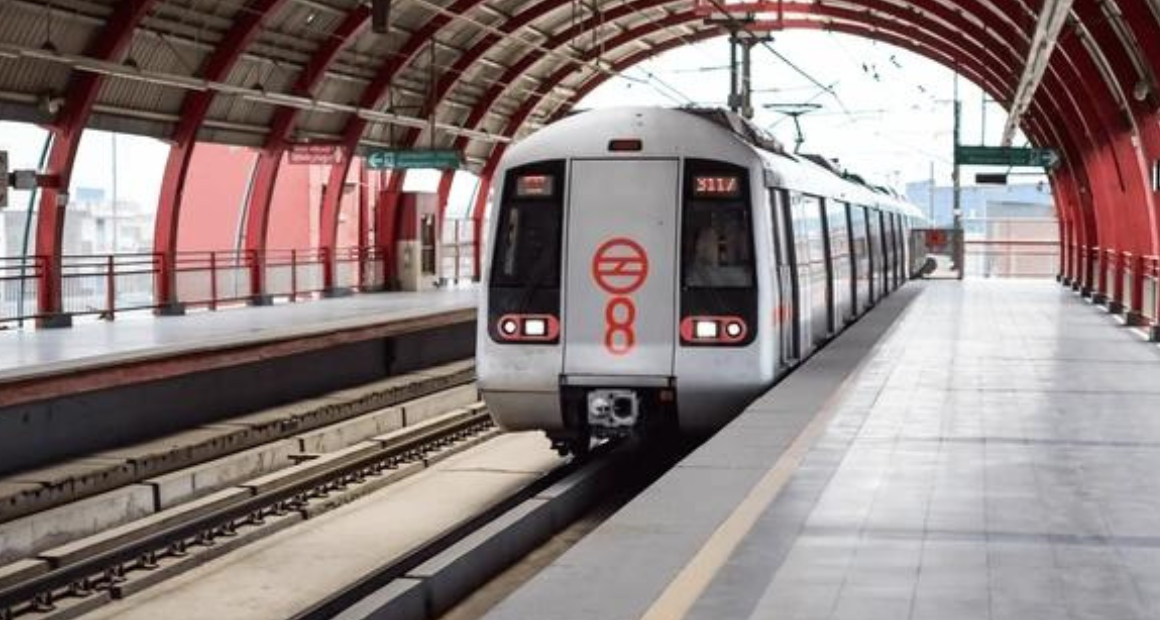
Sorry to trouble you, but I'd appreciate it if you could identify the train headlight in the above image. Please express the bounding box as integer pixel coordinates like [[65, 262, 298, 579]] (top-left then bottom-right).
[[724, 321, 744, 338], [694, 320, 719, 339], [523, 318, 547, 337], [495, 314, 559, 343], [680, 316, 748, 345]]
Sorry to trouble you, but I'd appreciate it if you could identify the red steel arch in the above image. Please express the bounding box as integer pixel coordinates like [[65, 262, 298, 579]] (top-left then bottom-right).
[[11, 0, 1160, 332]]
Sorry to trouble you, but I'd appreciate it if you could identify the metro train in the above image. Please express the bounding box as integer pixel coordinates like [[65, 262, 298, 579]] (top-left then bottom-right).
[[476, 107, 924, 455]]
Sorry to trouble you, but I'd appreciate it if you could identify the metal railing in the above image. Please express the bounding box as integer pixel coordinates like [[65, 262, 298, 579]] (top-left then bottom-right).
[[61, 253, 160, 318], [0, 246, 394, 328], [0, 256, 43, 325], [964, 239, 1061, 278], [440, 219, 476, 286]]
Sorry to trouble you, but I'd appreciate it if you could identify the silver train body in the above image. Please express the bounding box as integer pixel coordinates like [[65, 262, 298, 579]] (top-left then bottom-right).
[[476, 107, 923, 453]]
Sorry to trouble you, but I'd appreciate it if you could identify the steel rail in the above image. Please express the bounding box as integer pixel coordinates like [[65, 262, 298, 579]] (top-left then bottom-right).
[[0, 407, 495, 620]]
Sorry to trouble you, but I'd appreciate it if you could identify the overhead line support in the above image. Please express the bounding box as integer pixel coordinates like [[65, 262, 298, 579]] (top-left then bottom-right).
[[1001, 0, 1076, 146]]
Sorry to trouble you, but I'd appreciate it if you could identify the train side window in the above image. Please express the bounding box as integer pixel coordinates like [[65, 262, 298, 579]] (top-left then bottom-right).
[[490, 161, 565, 288], [682, 161, 755, 289]]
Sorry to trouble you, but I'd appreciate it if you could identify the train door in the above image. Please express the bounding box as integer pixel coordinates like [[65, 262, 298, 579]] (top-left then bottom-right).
[[845, 203, 859, 316], [827, 200, 851, 328], [864, 206, 877, 304], [876, 211, 886, 296], [818, 198, 836, 335], [802, 195, 828, 345], [562, 159, 679, 379], [788, 192, 812, 357], [772, 189, 797, 365], [893, 214, 905, 283], [890, 213, 900, 289]]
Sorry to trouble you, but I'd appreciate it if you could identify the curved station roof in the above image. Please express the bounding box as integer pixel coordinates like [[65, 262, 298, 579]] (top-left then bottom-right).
[[0, 0, 1158, 314]]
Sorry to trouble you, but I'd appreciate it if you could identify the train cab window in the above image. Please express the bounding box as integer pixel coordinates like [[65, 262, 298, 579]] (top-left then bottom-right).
[[682, 161, 755, 289], [490, 161, 565, 288], [680, 159, 758, 347]]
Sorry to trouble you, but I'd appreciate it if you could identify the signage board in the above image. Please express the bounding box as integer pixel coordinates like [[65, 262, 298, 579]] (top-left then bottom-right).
[[0, 151, 7, 209], [365, 149, 461, 170], [955, 145, 1060, 169], [975, 173, 1009, 185], [288, 144, 341, 165]]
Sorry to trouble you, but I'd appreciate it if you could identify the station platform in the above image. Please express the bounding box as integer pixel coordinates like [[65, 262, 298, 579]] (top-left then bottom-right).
[[485, 280, 1160, 620], [0, 289, 478, 476], [0, 289, 476, 393]]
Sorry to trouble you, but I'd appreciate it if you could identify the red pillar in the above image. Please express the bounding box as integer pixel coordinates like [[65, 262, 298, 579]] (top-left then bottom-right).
[[153, 0, 290, 314], [470, 174, 493, 281], [241, 150, 284, 304], [356, 164, 370, 290], [377, 173, 406, 289], [34, 0, 160, 326]]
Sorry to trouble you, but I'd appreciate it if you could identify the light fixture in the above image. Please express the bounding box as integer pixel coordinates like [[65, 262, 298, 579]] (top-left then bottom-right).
[[523, 318, 547, 337], [241, 91, 335, 114], [694, 320, 719, 339], [501, 319, 518, 335], [372, 0, 392, 33], [1134, 80, 1151, 103]]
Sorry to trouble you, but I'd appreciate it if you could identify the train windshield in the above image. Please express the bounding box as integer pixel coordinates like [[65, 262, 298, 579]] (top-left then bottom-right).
[[490, 161, 565, 288], [681, 161, 755, 289]]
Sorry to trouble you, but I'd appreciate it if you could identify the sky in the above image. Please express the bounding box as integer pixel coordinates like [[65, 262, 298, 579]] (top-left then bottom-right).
[[1, 30, 1042, 215], [581, 30, 1040, 191]]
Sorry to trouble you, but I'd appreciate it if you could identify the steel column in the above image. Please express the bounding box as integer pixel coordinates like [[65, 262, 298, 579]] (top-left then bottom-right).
[[152, 0, 291, 314], [34, 0, 161, 326]]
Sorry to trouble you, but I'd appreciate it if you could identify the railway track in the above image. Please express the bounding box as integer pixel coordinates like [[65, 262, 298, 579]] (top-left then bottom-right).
[[289, 436, 693, 620], [0, 405, 498, 620]]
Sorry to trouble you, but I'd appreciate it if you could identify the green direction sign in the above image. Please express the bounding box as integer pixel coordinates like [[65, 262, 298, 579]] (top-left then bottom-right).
[[955, 145, 1060, 169], [366, 149, 461, 170]]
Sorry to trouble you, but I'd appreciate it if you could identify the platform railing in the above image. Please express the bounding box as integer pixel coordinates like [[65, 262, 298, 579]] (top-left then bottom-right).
[[0, 246, 404, 328], [173, 250, 255, 310], [0, 256, 44, 327], [963, 239, 1061, 278], [60, 253, 161, 319], [440, 219, 476, 286], [1145, 257, 1160, 324]]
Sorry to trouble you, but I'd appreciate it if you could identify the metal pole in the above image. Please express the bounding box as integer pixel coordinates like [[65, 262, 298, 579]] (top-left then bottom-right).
[[209, 251, 218, 310], [928, 161, 935, 222], [105, 254, 115, 320], [980, 92, 987, 144], [291, 248, 298, 301], [953, 72, 964, 280], [111, 133, 118, 254], [728, 32, 739, 115], [18, 133, 52, 327], [741, 39, 753, 119]]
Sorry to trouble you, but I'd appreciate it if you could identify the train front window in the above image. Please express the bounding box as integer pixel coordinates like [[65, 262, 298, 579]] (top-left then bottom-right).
[[681, 161, 754, 289], [490, 162, 565, 288]]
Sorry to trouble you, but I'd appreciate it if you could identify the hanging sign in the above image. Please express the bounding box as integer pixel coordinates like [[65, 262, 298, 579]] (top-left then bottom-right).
[[288, 144, 342, 165], [955, 145, 1060, 169], [365, 149, 461, 170]]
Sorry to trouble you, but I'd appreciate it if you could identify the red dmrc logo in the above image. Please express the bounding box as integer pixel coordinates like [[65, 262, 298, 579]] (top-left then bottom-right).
[[592, 238, 649, 355]]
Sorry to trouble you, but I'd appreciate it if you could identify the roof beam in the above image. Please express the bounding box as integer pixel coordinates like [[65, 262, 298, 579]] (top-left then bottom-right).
[[1002, 0, 1075, 145]]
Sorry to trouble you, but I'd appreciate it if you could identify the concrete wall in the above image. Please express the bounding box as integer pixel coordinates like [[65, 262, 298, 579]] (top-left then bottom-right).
[[0, 321, 476, 475]]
